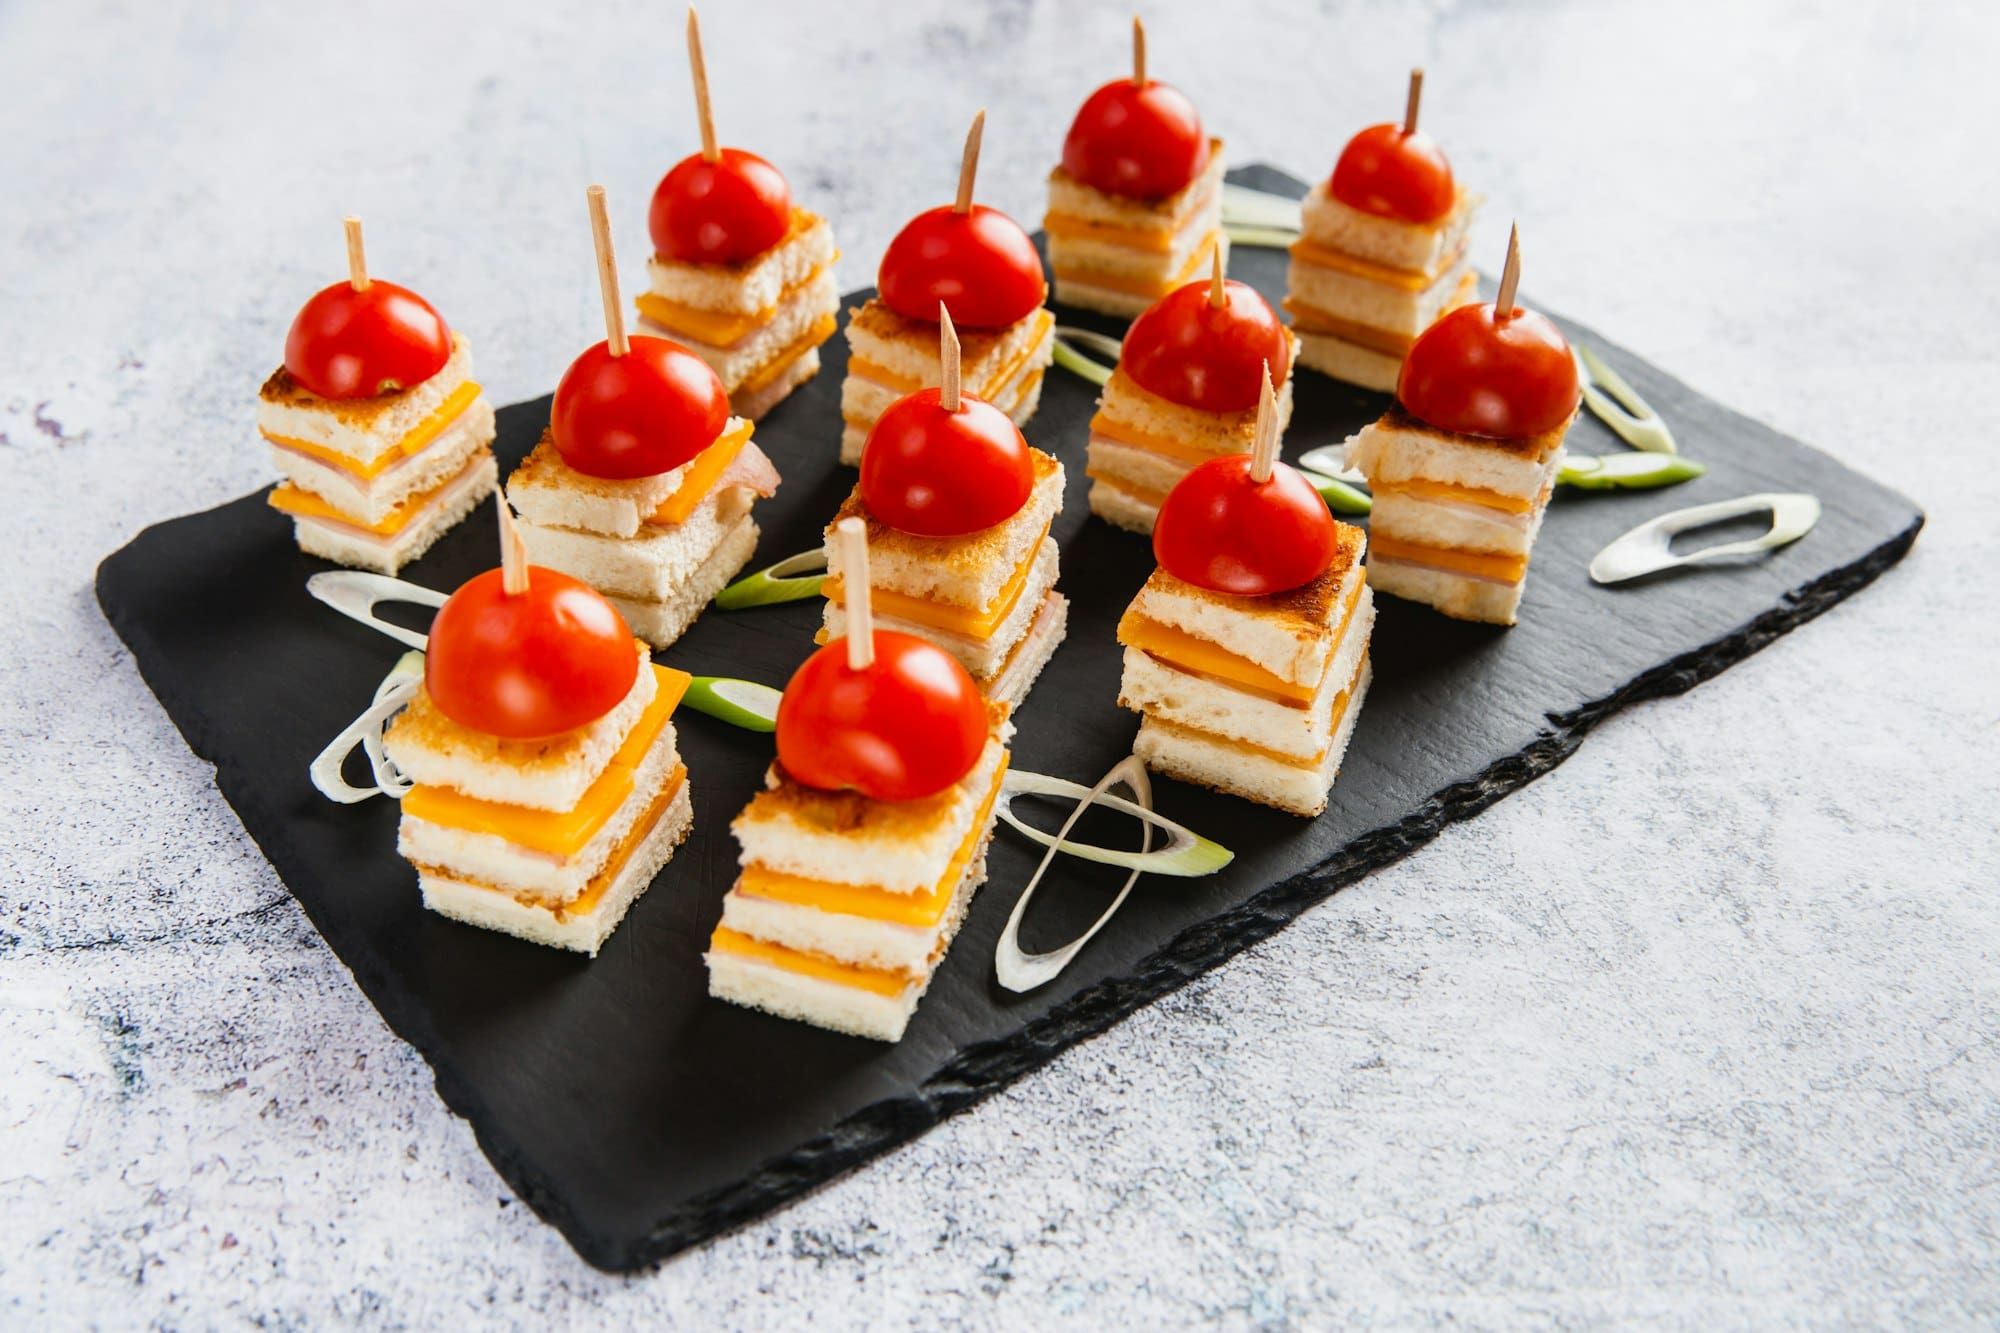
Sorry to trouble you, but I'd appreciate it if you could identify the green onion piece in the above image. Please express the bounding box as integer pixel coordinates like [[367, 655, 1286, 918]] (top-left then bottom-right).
[[1576, 344, 1677, 454], [714, 549, 827, 610], [996, 767, 1234, 877], [1052, 336, 1114, 387], [1223, 224, 1302, 250], [1559, 452, 1708, 491], [1299, 467, 1374, 515], [682, 676, 782, 732]]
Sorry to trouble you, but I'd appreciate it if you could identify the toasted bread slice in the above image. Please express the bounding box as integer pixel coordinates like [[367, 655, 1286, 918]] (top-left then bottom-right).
[[1297, 179, 1480, 274], [1347, 403, 1572, 496], [643, 209, 837, 316], [1293, 331, 1403, 393], [285, 450, 496, 576], [845, 300, 1051, 395], [648, 268, 839, 386], [1365, 556, 1527, 625], [1286, 258, 1472, 340], [604, 515, 760, 649], [258, 334, 477, 467], [507, 420, 753, 539], [1045, 140, 1226, 229], [517, 484, 756, 602], [1093, 354, 1295, 459]]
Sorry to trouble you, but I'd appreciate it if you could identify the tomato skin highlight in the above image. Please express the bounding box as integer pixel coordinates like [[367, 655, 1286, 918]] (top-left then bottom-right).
[[1061, 77, 1210, 200], [1122, 278, 1290, 414], [648, 148, 793, 266], [775, 633, 988, 801], [1329, 123, 1457, 225], [1397, 303, 1582, 440], [859, 389, 1034, 537], [1153, 455, 1339, 597], [878, 205, 1046, 329], [284, 280, 452, 400], [550, 335, 730, 480], [425, 567, 639, 740]]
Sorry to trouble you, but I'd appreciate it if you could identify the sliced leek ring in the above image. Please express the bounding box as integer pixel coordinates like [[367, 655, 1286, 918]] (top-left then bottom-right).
[[1298, 467, 1374, 515], [1559, 452, 1708, 491], [1296, 443, 1368, 486], [309, 651, 425, 803], [683, 676, 782, 732], [1575, 343, 1677, 455], [714, 549, 827, 610], [1223, 223, 1302, 250], [306, 570, 447, 650], [1052, 327, 1120, 387]]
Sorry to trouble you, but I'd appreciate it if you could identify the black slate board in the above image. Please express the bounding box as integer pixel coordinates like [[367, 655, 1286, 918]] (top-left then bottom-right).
[[96, 165, 1922, 1271]]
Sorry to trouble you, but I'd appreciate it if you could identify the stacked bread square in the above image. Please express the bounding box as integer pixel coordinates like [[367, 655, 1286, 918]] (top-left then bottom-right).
[[1045, 142, 1226, 318], [839, 302, 1053, 466]]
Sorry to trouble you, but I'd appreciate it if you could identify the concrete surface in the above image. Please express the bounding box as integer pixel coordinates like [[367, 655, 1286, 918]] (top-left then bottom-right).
[[2, 0, 1995, 1325]]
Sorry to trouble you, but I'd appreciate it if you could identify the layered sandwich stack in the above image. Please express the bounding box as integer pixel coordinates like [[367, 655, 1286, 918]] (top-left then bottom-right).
[[261, 218, 497, 574], [839, 112, 1052, 465], [1045, 19, 1225, 317], [1285, 71, 1478, 392]]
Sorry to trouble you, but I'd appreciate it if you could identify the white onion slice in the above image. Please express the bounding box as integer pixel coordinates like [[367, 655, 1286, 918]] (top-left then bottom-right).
[[1589, 492, 1821, 585], [306, 570, 447, 650], [308, 651, 425, 803]]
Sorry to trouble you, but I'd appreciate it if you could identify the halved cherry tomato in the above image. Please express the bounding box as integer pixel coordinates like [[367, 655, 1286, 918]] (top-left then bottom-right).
[[860, 388, 1034, 536], [1122, 277, 1289, 414], [1153, 454, 1338, 596], [775, 632, 987, 801], [878, 205, 1046, 329], [425, 566, 638, 740], [1061, 77, 1209, 200], [1330, 123, 1456, 225], [648, 147, 793, 266], [283, 280, 451, 400], [551, 335, 729, 479], [1397, 302, 1581, 440]]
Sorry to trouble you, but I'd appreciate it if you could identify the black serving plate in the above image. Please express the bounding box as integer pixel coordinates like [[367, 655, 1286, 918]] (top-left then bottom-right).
[[96, 166, 1922, 1271]]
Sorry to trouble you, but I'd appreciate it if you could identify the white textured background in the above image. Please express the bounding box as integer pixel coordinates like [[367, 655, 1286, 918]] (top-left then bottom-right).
[[3, 0, 1996, 1325]]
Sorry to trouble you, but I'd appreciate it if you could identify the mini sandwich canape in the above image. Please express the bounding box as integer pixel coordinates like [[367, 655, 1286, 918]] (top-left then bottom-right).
[[1085, 251, 1296, 534], [838, 111, 1053, 465], [706, 519, 1011, 1041], [508, 186, 779, 648], [1285, 70, 1480, 392], [634, 8, 841, 420], [260, 218, 498, 573], [1346, 226, 1578, 625], [820, 307, 1068, 706], [1116, 367, 1373, 816], [1045, 17, 1226, 317], [380, 500, 693, 954]]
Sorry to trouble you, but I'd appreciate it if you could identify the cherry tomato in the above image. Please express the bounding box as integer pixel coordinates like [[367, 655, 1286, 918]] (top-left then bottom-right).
[[1153, 454, 1339, 596], [878, 205, 1046, 329], [1397, 302, 1581, 440], [648, 147, 793, 266], [859, 389, 1034, 537], [551, 335, 729, 479], [1122, 278, 1289, 414], [1061, 77, 1210, 200], [775, 633, 988, 801], [425, 566, 638, 740], [1329, 123, 1456, 225], [283, 280, 451, 400]]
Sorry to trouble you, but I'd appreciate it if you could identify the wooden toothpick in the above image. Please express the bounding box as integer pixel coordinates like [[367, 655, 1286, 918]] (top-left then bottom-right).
[[1404, 67, 1424, 135], [1209, 244, 1226, 309], [687, 6, 719, 163], [343, 216, 368, 291], [837, 517, 875, 669], [497, 493, 530, 595], [1494, 222, 1521, 318], [1249, 361, 1279, 484], [955, 110, 985, 215], [939, 303, 962, 412], [586, 185, 629, 356], [1133, 15, 1147, 86]]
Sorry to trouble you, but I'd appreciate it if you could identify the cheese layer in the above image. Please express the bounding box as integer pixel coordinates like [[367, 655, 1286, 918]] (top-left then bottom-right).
[[820, 525, 1049, 642], [649, 422, 755, 526], [847, 310, 1055, 399], [707, 928, 914, 998], [738, 313, 837, 395], [634, 260, 836, 346], [268, 444, 488, 536], [1374, 475, 1535, 515], [262, 380, 484, 480], [1051, 233, 1218, 300], [1146, 655, 1365, 770], [1288, 237, 1462, 291], [1369, 535, 1529, 583], [1118, 576, 1364, 708]]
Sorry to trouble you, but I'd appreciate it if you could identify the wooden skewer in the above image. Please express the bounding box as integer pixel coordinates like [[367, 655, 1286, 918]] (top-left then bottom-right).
[[586, 185, 629, 356], [1209, 244, 1226, 309], [1404, 67, 1424, 136], [1249, 361, 1279, 483], [687, 6, 719, 163], [939, 303, 962, 411], [1494, 222, 1521, 318], [343, 216, 368, 291], [837, 517, 875, 669], [1133, 15, 1147, 86], [497, 493, 531, 595], [955, 110, 985, 215]]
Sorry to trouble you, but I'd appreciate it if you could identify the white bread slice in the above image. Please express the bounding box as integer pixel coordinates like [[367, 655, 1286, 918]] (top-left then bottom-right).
[[845, 300, 1050, 390], [604, 515, 759, 649], [1049, 279, 1157, 320], [1046, 204, 1220, 283], [733, 724, 1009, 895], [1121, 588, 1373, 761], [824, 451, 1063, 611], [517, 484, 756, 602], [647, 267, 839, 389], [1293, 332, 1403, 393], [507, 420, 754, 539], [398, 722, 681, 903], [732, 345, 822, 422], [705, 942, 923, 1042], [1084, 439, 1191, 509], [1297, 178, 1479, 273], [1087, 477, 1162, 534], [1365, 557, 1527, 625], [269, 394, 496, 524], [644, 209, 837, 316], [1347, 405, 1571, 496], [1286, 259, 1471, 340], [287, 450, 496, 577], [983, 590, 1067, 709], [1369, 481, 1557, 559], [1135, 658, 1371, 816], [257, 334, 476, 467], [382, 642, 656, 812], [1045, 140, 1226, 228], [419, 778, 691, 956], [823, 536, 1059, 677]]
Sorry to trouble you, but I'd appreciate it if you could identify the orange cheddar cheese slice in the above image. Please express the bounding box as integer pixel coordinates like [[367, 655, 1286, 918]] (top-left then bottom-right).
[[1043, 212, 1179, 254], [1118, 577, 1362, 708], [820, 525, 1050, 642], [1088, 414, 1236, 468], [401, 665, 691, 857], [1146, 658, 1366, 769], [846, 310, 1055, 406], [736, 313, 839, 396], [1282, 298, 1418, 357], [633, 259, 837, 348], [648, 422, 756, 527], [1368, 535, 1529, 583], [1373, 476, 1536, 515], [707, 928, 915, 998], [262, 379, 483, 481], [1287, 237, 1464, 292], [267, 455, 478, 537], [1051, 233, 1219, 301]]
